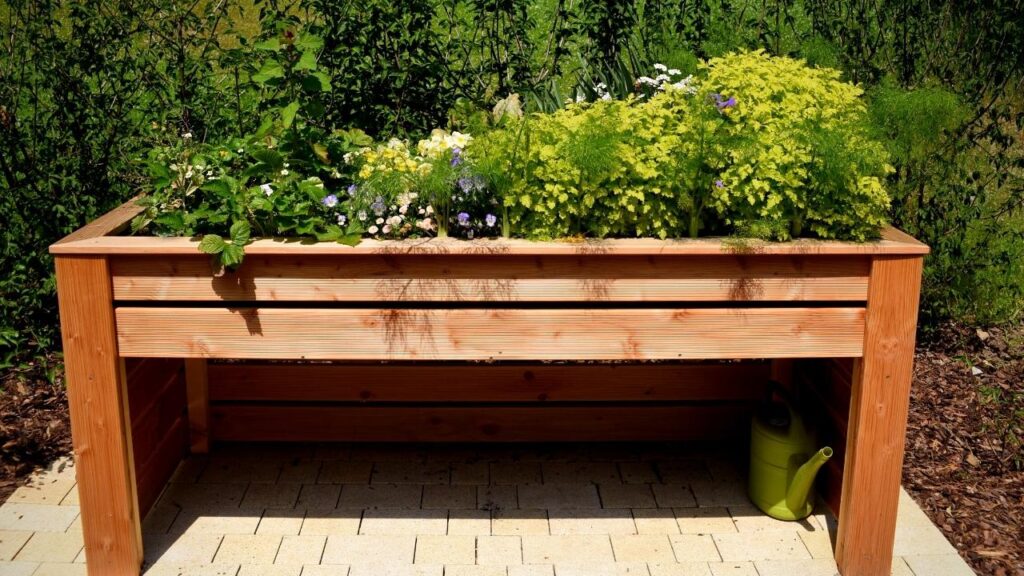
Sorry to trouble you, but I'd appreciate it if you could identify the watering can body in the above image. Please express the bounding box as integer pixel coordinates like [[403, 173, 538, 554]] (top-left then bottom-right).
[[748, 394, 832, 521]]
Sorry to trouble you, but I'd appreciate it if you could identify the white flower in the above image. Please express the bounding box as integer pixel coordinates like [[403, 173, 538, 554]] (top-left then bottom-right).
[[337, 214, 347, 226], [182, 132, 193, 139], [368, 225, 379, 234], [376, 217, 384, 225], [280, 169, 289, 176], [382, 224, 392, 234], [237, 148, 244, 153], [653, 63, 668, 72], [417, 218, 434, 231], [668, 68, 681, 75], [601, 93, 612, 101], [331, 170, 342, 179], [387, 215, 402, 227], [418, 208, 425, 215], [343, 152, 353, 164], [426, 206, 434, 215], [260, 183, 273, 196], [283, 163, 290, 168], [357, 210, 368, 221], [399, 205, 408, 215]]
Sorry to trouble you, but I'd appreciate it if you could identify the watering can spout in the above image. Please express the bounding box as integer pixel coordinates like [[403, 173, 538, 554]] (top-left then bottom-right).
[[785, 447, 833, 514]]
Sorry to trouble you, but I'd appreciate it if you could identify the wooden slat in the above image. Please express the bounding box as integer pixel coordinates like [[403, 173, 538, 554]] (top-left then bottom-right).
[[208, 362, 771, 403], [53, 225, 929, 256], [210, 404, 753, 442], [52, 196, 143, 246], [55, 257, 142, 575], [110, 255, 870, 302], [835, 256, 923, 576], [184, 360, 210, 454], [116, 307, 865, 360], [134, 416, 187, 518]]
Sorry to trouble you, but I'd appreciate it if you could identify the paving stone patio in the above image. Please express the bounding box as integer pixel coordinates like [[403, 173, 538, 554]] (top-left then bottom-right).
[[0, 443, 975, 575]]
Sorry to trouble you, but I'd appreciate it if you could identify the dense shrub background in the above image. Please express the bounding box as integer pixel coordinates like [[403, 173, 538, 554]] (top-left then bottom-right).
[[1, 0, 1022, 369]]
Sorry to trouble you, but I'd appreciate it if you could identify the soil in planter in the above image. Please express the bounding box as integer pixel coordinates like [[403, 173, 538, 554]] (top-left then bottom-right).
[[0, 355, 72, 501]]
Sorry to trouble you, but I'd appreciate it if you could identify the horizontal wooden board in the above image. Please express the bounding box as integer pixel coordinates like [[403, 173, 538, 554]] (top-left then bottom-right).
[[208, 362, 772, 403], [115, 307, 866, 360], [111, 255, 869, 302], [52, 225, 928, 256], [210, 404, 754, 442]]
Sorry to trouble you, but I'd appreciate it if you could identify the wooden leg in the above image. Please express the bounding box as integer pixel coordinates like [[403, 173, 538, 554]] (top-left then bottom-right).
[[835, 256, 923, 576], [55, 256, 142, 576], [185, 359, 210, 453]]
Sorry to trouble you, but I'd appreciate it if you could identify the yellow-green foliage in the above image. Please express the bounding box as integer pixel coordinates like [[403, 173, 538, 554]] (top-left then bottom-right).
[[474, 50, 891, 241], [705, 50, 891, 240]]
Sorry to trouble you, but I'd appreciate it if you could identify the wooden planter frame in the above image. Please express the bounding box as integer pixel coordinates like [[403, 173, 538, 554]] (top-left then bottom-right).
[[51, 198, 928, 576]]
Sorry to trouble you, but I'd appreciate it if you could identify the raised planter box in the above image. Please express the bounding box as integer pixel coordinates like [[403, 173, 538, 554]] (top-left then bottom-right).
[[51, 198, 928, 576]]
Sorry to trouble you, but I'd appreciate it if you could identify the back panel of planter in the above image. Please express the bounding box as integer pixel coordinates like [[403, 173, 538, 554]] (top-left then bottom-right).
[[206, 362, 771, 442]]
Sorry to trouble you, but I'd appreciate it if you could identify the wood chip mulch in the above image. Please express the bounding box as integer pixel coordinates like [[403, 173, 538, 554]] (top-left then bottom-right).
[[904, 324, 1024, 576], [0, 357, 72, 501]]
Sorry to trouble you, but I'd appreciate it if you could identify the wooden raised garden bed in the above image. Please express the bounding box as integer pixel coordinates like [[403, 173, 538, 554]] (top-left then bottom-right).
[[51, 198, 928, 576]]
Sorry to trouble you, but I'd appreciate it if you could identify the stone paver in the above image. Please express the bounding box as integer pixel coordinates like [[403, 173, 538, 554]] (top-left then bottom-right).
[[0, 445, 974, 576]]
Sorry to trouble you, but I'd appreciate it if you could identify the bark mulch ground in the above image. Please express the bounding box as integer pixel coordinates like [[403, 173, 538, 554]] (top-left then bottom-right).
[[905, 324, 1024, 576], [0, 329, 1021, 574], [0, 356, 72, 501]]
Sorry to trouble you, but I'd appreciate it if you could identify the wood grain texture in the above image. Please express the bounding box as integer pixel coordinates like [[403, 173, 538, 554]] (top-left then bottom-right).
[[794, 359, 851, 517], [53, 225, 929, 256], [55, 257, 142, 575], [51, 197, 143, 246], [184, 359, 210, 454], [116, 307, 866, 360], [835, 256, 924, 576], [124, 358, 187, 517], [110, 255, 870, 302], [208, 362, 771, 403], [210, 404, 754, 442]]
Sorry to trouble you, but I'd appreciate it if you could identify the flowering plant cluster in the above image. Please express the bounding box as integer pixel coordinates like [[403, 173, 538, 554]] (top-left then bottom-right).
[[135, 51, 891, 268]]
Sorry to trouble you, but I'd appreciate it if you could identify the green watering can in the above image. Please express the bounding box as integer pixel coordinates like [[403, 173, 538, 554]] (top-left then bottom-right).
[[748, 385, 832, 521]]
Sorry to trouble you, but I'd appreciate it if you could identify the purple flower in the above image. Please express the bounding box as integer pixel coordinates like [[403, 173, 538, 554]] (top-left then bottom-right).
[[711, 93, 736, 111], [485, 213, 497, 228], [321, 194, 339, 208], [714, 179, 725, 189], [457, 177, 474, 193], [371, 196, 386, 216], [450, 148, 463, 167], [337, 214, 348, 226], [347, 184, 358, 196], [457, 212, 470, 226]]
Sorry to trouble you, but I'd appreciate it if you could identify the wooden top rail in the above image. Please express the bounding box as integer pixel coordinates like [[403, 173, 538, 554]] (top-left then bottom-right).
[[50, 197, 930, 257]]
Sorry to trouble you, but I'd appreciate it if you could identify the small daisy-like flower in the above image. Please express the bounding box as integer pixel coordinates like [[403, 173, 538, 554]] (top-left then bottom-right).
[[260, 183, 273, 196], [485, 214, 497, 228], [322, 194, 339, 208]]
